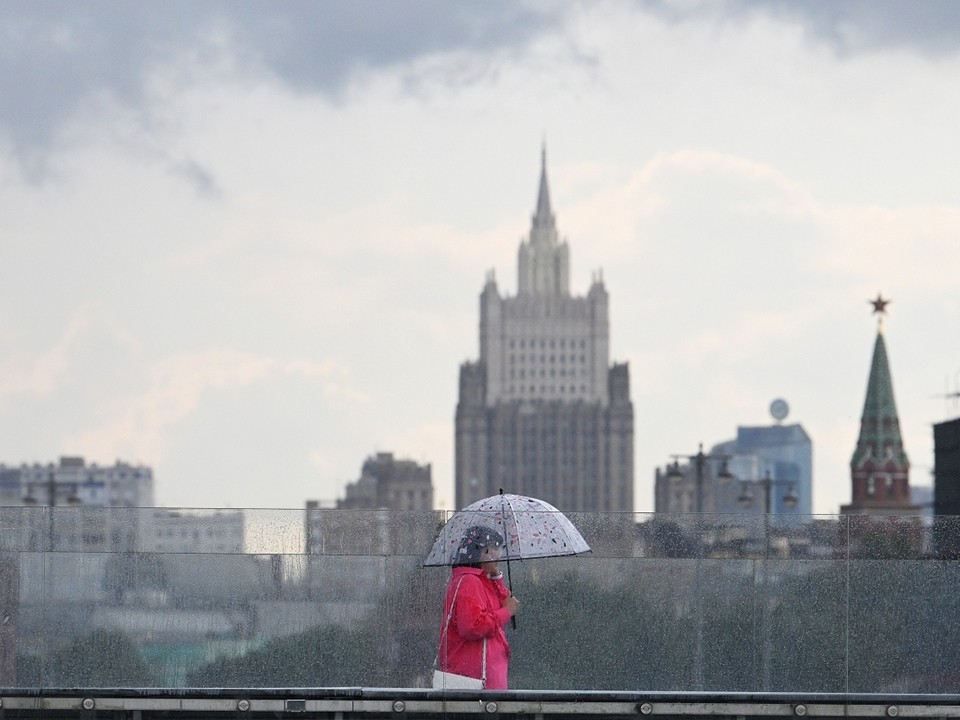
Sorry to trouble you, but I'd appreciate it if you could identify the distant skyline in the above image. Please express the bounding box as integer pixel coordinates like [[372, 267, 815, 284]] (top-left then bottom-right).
[[2, 1, 959, 513]]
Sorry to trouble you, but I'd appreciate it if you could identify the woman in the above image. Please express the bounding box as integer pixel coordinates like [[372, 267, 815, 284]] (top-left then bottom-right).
[[436, 526, 520, 689]]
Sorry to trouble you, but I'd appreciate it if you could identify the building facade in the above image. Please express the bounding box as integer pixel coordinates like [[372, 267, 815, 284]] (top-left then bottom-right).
[[717, 420, 813, 518], [0, 456, 155, 555], [303, 452, 440, 610], [140, 509, 245, 554], [0, 455, 154, 508], [304, 452, 436, 558], [335, 452, 433, 511], [455, 149, 634, 512], [933, 416, 960, 557], [654, 405, 812, 519]]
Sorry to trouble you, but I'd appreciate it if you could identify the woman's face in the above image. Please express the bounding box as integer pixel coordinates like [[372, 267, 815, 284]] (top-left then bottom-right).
[[479, 544, 501, 573]]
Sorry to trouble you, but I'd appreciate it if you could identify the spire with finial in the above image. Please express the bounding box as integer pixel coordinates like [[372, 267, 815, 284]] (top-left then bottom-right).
[[532, 142, 555, 233], [857, 292, 903, 464], [869, 292, 890, 332], [842, 292, 915, 515], [517, 143, 568, 296]]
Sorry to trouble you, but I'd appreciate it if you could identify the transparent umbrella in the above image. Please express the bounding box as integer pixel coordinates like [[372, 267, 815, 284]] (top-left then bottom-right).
[[425, 491, 591, 628], [424, 490, 591, 566]]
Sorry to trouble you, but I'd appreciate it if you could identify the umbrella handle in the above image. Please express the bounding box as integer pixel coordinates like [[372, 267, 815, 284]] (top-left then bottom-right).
[[506, 559, 517, 630], [499, 489, 518, 629]]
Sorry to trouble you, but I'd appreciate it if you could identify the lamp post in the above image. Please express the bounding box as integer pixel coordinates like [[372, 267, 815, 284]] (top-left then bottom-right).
[[666, 443, 734, 514], [22, 470, 81, 550], [665, 443, 735, 691], [737, 470, 799, 517], [736, 469, 799, 692]]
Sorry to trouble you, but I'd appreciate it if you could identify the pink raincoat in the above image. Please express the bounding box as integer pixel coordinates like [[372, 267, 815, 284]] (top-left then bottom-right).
[[437, 566, 512, 689]]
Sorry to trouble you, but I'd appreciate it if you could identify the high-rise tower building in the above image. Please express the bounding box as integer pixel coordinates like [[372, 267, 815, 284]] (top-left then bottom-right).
[[454, 149, 634, 512], [841, 295, 920, 516]]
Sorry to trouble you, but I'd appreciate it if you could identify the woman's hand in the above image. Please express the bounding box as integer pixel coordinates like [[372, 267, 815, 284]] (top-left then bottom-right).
[[502, 595, 520, 617]]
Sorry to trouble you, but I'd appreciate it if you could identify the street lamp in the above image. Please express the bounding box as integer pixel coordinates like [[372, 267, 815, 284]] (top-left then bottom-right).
[[665, 443, 734, 692], [737, 470, 798, 515], [667, 442, 735, 514], [22, 470, 81, 507], [735, 469, 799, 693], [22, 470, 81, 551]]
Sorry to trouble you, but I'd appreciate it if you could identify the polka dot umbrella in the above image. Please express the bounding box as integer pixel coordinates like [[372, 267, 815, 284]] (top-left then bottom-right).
[[424, 490, 591, 567]]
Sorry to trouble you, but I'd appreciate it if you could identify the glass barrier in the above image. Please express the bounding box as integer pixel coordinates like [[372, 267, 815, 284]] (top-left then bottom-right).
[[0, 506, 956, 693]]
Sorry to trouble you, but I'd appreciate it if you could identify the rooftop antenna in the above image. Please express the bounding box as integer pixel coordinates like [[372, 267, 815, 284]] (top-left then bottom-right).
[[932, 368, 960, 419]]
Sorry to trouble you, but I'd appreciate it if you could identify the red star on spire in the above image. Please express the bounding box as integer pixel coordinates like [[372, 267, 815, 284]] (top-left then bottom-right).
[[869, 293, 891, 316]]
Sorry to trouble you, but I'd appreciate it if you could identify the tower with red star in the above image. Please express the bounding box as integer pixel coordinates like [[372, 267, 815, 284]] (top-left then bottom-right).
[[840, 294, 920, 517]]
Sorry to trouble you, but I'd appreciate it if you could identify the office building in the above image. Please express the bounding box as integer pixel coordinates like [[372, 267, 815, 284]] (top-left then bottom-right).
[[933, 416, 960, 557], [455, 148, 634, 512], [654, 403, 812, 519], [140, 509, 245, 554], [0, 455, 154, 508], [335, 452, 433, 511], [0, 456, 154, 554]]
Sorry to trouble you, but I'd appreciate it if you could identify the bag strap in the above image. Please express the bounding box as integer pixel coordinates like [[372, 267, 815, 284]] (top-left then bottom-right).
[[435, 575, 487, 686]]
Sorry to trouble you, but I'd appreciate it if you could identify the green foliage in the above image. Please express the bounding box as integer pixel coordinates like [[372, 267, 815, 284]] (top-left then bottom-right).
[[186, 573, 446, 688], [102, 552, 168, 604], [509, 571, 687, 690], [187, 623, 382, 687], [856, 530, 920, 560], [36, 550, 960, 693], [30, 629, 157, 687]]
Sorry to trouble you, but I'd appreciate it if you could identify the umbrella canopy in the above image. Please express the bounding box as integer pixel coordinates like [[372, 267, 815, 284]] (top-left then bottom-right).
[[424, 493, 591, 566]]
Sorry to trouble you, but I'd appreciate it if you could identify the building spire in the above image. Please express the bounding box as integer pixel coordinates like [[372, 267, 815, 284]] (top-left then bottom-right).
[[517, 144, 568, 296], [856, 330, 906, 463], [856, 293, 906, 465], [841, 296, 916, 516], [533, 142, 555, 232]]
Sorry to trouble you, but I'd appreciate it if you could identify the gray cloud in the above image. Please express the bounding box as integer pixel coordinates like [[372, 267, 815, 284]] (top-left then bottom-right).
[[0, 1, 559, 176], [7, 0, 960, 180], [651, 0, 960, 57], [751, 0, 960, 56]]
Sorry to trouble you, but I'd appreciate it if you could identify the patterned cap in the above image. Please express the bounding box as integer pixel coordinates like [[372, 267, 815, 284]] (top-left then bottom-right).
[[455, 525, 504, 565]]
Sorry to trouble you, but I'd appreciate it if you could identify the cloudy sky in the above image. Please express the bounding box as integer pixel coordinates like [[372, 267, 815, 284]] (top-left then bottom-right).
[[2, 0, 959, 514]]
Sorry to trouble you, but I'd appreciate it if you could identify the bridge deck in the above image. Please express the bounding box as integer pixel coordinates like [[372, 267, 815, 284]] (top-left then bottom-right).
[[5, 690, 960, 719]]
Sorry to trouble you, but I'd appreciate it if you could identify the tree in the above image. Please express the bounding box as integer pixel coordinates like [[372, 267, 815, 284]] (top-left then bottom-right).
[[46, 630, 155, 687]]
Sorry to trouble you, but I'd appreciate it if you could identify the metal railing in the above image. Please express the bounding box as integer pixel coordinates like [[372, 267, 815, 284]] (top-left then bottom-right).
[[1, 507, 957, 696]]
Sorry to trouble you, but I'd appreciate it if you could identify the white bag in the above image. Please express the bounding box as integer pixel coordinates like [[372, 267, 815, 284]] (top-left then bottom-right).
[[432, 669, 483, 690]]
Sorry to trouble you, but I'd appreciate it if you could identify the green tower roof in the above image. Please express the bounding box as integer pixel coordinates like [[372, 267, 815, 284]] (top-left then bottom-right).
[[852, 329, 909, 468]]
